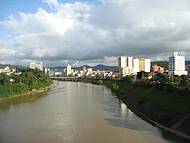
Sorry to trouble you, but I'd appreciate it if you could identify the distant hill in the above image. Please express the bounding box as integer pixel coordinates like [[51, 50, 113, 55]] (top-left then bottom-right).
[[93, 64, 119, 72], [186, 61, 190, 65], [49, 64, 119, 72], [48, 66, 66, 71], [72, 65, 93, 71], [0, 64, 26, 72], [151, 61, 169, 70]]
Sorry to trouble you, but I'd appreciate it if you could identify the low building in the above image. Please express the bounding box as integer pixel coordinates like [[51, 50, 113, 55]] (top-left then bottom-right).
[[0, 66, 16, 75], [30, 62, 43, 71], [137, 71, 152, 79], [54, 72, 63, 76], [151, 64, 165, 74], [86, 68, 93, 76]]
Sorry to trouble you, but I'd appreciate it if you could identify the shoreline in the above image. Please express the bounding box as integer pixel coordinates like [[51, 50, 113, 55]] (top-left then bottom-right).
[[78, 79, 190, 141], [117, 93, 190, 141], [0, 83, 54, 103]]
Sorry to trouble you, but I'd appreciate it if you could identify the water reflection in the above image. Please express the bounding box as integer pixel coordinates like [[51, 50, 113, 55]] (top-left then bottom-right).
[[0, 92, 47, 111], [120, 102, 128, 117], [0, 82, 188, 143], [102, 90, 188, 143]]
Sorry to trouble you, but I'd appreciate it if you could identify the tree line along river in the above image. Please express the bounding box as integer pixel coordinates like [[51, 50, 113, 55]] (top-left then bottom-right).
[[0, 81, 188, 143]]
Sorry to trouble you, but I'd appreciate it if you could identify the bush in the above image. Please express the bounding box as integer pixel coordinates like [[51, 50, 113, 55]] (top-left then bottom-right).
[[96, 80, 103, 85], [111, 83, 119, 91], [0, 69, 52, 98], [123, 75, 133, 83]]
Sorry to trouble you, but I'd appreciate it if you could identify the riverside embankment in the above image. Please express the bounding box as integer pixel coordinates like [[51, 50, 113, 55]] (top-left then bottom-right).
[[0, 83, 54, 104], [79, 78, 190, 141]]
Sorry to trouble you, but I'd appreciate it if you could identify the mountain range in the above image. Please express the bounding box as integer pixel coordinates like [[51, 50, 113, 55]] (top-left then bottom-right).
[[49, 64, 119, 72]]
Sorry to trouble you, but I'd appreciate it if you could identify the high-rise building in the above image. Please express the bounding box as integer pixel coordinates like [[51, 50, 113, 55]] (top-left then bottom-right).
[[44, 68, 51, 75], [118, 56, 127, 69], [65, 64, 72, 76], [118, 56, 134, 77], [139, 58, 151, 73], [118, 56, 150, 77], [30, 62, 43, 71], [169, 52, 187, 76], [127, 57, 133, 69], [133, 58, 139, 74]]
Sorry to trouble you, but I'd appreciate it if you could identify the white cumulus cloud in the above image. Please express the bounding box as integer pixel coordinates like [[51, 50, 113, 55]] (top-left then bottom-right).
[[0, 0, 190, 66]]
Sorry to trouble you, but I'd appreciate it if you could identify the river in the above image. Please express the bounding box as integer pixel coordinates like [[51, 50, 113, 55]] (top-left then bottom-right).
[[0, 82, 187, 143]]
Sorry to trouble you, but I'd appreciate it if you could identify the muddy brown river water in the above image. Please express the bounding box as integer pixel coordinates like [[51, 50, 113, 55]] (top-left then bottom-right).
[[0, 82, 187, 143]]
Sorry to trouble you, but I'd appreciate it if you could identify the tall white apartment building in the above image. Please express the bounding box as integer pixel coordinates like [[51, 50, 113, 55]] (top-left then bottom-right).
[[134, 58, 150, 74], [127, 57, 133, 69], [118, 56, 134, 77], [133, 58, 139, 74], [118, 56, 127, 69], [145, 59, 151, 72], [65, 64, 72, 76], [30, 62, 43, 71], [118, 56, 151, 77], [139, 58, 151, 73], [169, 52, 187, 76]]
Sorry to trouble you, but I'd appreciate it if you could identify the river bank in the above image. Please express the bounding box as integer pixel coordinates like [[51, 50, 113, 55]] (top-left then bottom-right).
[[117, 88, 190, 140], [79, 78, 190, 141], [0, 83, 54, 103]]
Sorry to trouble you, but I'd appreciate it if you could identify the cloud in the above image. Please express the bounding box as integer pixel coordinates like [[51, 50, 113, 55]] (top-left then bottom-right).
[[0, 43, 16, 58], [0, 0, 190, 66], [42, 0, 59, 10]]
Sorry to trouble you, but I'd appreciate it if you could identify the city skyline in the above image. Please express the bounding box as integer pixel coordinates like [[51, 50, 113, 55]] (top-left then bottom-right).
[[0, 0, 190, 66], [0, 1, 190, 142]]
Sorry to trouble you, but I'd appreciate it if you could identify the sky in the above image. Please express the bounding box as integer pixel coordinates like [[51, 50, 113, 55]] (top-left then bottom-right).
[[0, 0, 190, 67]]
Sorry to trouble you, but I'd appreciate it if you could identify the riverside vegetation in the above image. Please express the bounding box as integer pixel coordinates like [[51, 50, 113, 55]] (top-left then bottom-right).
[[80, 74, 190, 139], [0, 69, 53, 98], [88, 74, 190, 112]]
